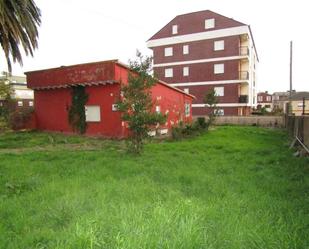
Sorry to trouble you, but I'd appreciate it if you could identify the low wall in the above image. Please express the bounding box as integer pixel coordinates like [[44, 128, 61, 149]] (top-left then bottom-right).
[[194, 115, 285, 128], [286, 115, 309, 148]]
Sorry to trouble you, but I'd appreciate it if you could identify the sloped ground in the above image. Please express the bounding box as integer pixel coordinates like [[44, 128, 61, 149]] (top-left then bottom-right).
[[0, 126, 308, 249]]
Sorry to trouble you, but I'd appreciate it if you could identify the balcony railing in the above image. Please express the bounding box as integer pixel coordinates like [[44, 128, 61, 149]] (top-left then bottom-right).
[[239, 95, 249, 103], [240, 46, 249, 56], [239, 71, 249, 80]]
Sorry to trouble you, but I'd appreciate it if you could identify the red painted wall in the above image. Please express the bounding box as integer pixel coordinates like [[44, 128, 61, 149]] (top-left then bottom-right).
[[34, 89, 72, 132], [115, 63, 193, 129], [28, 61, 193, 138]]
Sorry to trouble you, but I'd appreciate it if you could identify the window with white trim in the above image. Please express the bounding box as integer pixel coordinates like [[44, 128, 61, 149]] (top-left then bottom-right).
[[214, 40, 224, 51], [214, 87, 224, 97], [155, 105, 161, 113], [165, 68, 173, 78], [214, 64, 224, 74], [85, 105, 101, 122], [266, 96, 271, 101], [184, 88, 189, 94], [205, 18, 215, 29], [297, 103, 304, 107], [183, 45, 189, 55], [258, 96, 263, 102], [164, 47, 173, 57], [183, 66, 189, 76], [172, 25, 178, 34], [185, 103, 190, 117], [214, 109, 224, 116], [17, 101, 23, 107], [112, 104, 118, 111], [29, 101, 33, 107]]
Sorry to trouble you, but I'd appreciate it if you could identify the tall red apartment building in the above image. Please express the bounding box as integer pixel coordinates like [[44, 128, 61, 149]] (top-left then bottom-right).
[[147, 10, 258, 116]]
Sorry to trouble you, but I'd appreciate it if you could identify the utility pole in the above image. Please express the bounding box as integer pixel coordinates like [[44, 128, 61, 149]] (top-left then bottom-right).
[[288, 41, 293, 114], [290, 41, 293, 97]]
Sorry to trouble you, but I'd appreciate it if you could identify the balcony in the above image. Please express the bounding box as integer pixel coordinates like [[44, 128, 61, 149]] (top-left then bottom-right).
[[239, 46, 249, 56], [239, 95, 248, 103], [239, 71, 249, 80]]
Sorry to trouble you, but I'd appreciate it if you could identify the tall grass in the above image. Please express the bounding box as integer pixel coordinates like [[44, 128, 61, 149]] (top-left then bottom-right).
[[0, 126, 308, 248]]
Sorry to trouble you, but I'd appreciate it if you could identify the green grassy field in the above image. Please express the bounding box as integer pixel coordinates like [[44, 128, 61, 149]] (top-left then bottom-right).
[[0, 126, 308, 249]]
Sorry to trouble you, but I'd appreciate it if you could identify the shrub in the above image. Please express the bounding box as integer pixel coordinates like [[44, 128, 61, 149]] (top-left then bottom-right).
[[171, 119, 208, 140], [9, 108, 34, 130], [196, 117, 209, 130]]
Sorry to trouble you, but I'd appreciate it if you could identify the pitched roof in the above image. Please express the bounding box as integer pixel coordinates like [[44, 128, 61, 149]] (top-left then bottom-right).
[[290, 92, 309, 100], [148, 10, 246, 41]]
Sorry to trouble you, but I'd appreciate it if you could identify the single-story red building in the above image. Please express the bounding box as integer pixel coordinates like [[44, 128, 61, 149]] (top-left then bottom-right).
[[25, 60, 194, 138]]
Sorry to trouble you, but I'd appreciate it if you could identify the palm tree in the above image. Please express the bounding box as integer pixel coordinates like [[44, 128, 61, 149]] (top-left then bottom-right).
[[0, 0, 41, 72]]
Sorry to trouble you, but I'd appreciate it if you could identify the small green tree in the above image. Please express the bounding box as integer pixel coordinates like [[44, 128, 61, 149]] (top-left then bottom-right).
[[0, 78, 14, 121], [117, 51, 166, 154], [204, 89, 218, 126]]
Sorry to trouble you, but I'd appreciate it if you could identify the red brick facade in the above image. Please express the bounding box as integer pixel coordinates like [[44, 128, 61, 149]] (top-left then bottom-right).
[[153, 36, 241, 64], [149, 10, 245, 40], [155, 60, 240, 83], [148, 10, 258, 116], [257, 92, 272, 103], [177, 84, 240, 104]]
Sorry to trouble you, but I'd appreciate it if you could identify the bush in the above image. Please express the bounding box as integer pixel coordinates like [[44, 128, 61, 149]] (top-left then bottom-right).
[[9, 108, 34, 130], [171, 119, 209, 140], [196, 117, 209, 130]]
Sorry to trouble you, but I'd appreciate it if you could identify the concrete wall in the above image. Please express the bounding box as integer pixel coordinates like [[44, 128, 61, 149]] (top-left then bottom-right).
[[211, 115, 285, 127]]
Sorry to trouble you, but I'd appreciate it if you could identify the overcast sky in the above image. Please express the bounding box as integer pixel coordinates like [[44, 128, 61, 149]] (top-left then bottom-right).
[[1, 0, 308, 93]]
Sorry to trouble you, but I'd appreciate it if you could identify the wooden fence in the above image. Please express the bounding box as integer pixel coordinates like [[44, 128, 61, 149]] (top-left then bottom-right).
[[286, 115, 309, 151]]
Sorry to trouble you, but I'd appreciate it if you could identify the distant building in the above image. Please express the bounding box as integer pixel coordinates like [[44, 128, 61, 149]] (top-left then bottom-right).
[[289, 92, 309, 116], [272, 91, 294, 113], [257, 91, 272, 111], [0, 72, 34, 109], [147, 10, 258, 116]]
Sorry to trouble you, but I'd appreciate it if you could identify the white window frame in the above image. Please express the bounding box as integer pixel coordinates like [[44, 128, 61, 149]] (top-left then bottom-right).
[[214, 64, 224, 74], [112, 104, 118, 111], [258, 96, 263, 102], [164, 47, 173, 57], [185, 103, 190, 117], [165, 68, 173, 78], [85, 105, 101, 122], [183, 66, 189, 76], [214, 87, 224, 97], [214, 109, 224, 116], [183, 45, 189, 55], [155, 105, 161, 113], [214, 40, 224, 51], [266, 96, 271, 102], [29, 101, 33, 107], [17, 101, 23, 107], [184, 88, 189, 94], [205, 18, 215, 29], [297, 103, 304, 107], [172, 25, 178, 34]]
